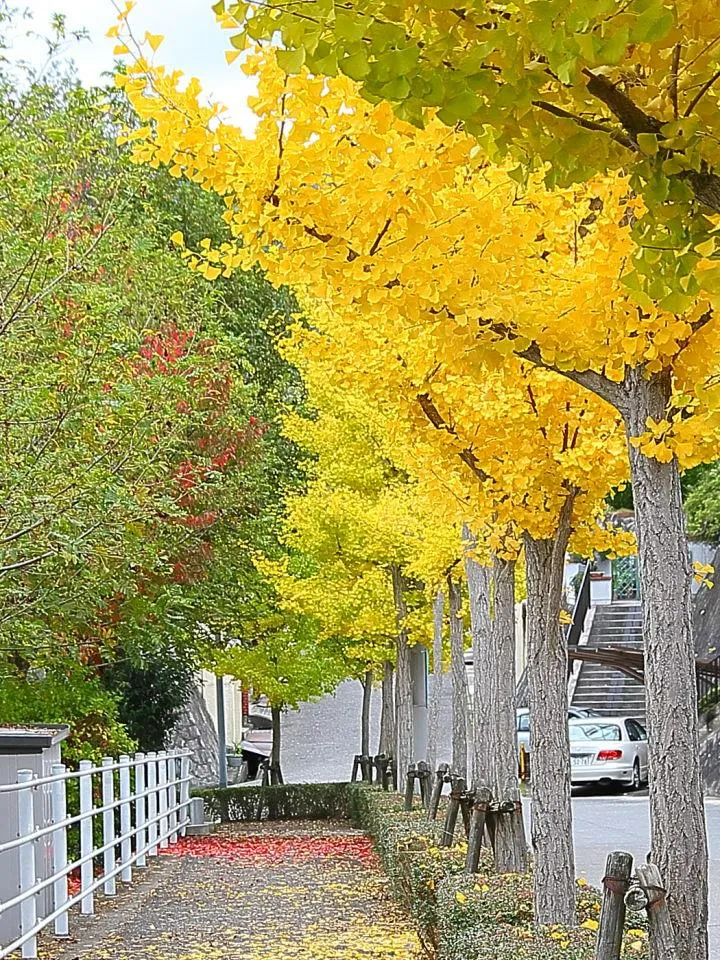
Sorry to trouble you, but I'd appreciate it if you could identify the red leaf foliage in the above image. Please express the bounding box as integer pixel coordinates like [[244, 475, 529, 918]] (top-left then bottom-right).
[[159, 834, 377, 866]]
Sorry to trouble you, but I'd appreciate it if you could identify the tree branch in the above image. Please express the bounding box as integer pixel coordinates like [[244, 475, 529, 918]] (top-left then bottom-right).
[[416, 392, 490, 482], [532, 99, 635, 150]]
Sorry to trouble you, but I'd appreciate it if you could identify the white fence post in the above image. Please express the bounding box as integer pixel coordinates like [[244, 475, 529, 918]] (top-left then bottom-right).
[[168, 755, 178, 845], [147, 752, 158, 857], [180, 752, 190, 837], [79, 760, 94, 915], [119, 756, 132, 883], [101, 758, 116, 896], [157, 752, 169, 849], [134, 752, 147, 867], [50, 763, 69, 937], [17, 769, 37, 960]]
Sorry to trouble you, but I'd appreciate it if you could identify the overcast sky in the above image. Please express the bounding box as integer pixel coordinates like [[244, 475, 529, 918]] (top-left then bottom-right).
[[14, 0, 257, 130]]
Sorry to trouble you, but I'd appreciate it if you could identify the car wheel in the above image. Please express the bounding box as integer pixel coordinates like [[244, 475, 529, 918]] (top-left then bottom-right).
[[630, 759, 641, 791]]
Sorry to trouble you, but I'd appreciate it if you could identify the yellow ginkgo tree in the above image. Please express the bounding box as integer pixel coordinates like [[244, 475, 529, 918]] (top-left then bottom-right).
[[113, 27, 718, 938]]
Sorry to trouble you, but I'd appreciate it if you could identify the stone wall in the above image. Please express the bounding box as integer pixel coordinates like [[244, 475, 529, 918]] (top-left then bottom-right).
[[168, 684, 220, 787]]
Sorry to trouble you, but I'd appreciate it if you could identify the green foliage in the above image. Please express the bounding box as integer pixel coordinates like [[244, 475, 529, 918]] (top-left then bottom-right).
[[685, 461, 720, 544], [194, 781, 352, 822], [0, 662, 135, 764], [103, 653, 198, 751]]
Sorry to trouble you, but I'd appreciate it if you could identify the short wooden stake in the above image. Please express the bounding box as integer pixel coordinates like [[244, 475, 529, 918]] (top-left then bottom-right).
[[465, 787, 492, 873], [404, 763, 417, 811], [594, 851, 633, 960], [416, 761, 431, 808], [635, 862, 679, 960], [351, 755, 360, 783], [427, 763, 449, 821], [440, 776, 466, 847]]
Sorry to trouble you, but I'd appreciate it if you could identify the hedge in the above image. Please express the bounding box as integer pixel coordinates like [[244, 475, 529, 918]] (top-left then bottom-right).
[[193, 782, 650, 960], [193, 781, 352, 822]]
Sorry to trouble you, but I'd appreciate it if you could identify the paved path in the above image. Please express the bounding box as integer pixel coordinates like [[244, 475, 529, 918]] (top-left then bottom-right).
[[282, 679, 720, 958], [53, 823, 420, 960]]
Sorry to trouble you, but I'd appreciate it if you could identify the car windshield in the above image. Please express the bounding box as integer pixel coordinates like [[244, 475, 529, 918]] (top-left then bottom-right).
[[569, 723, 621, 741]]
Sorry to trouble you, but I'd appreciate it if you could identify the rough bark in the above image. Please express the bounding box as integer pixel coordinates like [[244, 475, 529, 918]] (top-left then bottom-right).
[[448, 575, 469, 780], [391, 564, 414, 785], [524, 493, 576, 925], [360, 670, 372, 759], [427, 589, 446, 773], [488, 555, 528, 874], [379, 659, 395, 758], [270, 705, 283, 785], [463, 524, 492, 788], [621, 368, 708, 960]]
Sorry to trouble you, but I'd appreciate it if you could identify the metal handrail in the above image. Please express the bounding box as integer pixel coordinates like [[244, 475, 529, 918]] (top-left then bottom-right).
[[0, 749, 191, 794], [0, 748, 193, 959]]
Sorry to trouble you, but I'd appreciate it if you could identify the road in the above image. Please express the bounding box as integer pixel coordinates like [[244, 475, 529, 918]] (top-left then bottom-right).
[[282, 679, 720, 958]]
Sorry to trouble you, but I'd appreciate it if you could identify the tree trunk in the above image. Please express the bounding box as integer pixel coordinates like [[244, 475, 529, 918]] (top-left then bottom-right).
[[427, 589, 445, 773], [391, 564, 413, 785], [379, 659, 395, 758], [448, 575, 469, 780], [622, 368, 708, 960], [524, 492, 576, 925], [360, 670, 372, 759], [463, 525, 492, 787], [270, 704, 283, 785], [488, 555, 528, 874]]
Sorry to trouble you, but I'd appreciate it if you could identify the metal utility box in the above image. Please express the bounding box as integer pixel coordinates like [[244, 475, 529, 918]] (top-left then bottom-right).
[[0, 725, 70, 944]]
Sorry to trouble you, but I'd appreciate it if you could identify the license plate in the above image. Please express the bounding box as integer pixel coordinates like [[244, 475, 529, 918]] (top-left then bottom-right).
[[571, 754, 591, 766]]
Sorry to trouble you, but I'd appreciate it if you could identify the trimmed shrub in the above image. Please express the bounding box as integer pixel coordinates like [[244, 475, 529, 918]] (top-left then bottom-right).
[[194, 781, 352, 822]]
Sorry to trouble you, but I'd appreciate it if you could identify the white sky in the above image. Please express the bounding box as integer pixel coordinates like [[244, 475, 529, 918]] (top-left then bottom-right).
[[12, 0, 257, 130]]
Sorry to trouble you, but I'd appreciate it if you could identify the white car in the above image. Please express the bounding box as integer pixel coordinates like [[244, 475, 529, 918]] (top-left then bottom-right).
[[569, 716, 648, 790], [516, 706, 600, 753]]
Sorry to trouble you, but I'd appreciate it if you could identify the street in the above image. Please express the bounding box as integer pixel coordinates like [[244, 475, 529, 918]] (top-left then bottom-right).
[[283, 679, 720, 958]]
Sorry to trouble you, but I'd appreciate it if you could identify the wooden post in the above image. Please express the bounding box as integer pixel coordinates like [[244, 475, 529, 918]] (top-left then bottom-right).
[[459, 789, 473, 837], [373, 753, 386, 785], [351, 755, 360, 783], [440, 776, 466, 847], [427, 763, 449, 821], [360, 754, 373, 782], [416, 761, 431, 808], [404, 763, 417, 811], [594, 851, 633, 960], [635, 862, 679, 960], [465, 786, 492, 873]]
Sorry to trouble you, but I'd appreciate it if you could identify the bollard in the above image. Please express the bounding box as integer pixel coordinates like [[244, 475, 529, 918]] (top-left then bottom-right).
[[50, 763, 69, 937], [360, 754, 373, 783], [79, 760, 94, 914], [595, 851, 633, 960], [134, 753, 147, 867], [101, 758, 116, 896], [17, 770, 37, 960]]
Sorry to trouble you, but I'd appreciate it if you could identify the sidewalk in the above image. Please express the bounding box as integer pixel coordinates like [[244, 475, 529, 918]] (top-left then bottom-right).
[[45, 823, 420, 960]]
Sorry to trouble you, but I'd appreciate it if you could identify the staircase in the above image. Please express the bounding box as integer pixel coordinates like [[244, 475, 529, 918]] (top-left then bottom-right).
[[571, 603, 646, 719]]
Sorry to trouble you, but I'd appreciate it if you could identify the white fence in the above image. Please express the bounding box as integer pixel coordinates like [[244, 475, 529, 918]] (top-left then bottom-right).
[[0, 749, 191, 959]]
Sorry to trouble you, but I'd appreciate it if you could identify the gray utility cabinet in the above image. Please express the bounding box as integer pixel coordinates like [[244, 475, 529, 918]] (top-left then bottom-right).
[[0, 725, 70, 945]]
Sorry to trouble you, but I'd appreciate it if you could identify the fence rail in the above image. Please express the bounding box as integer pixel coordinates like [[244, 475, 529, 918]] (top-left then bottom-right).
[[0, 749, 191, 960]]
